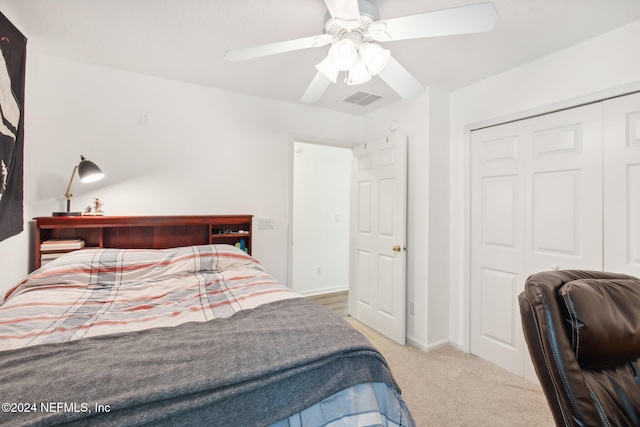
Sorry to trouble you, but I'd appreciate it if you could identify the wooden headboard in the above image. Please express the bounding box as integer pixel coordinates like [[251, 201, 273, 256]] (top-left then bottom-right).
[[34, 215, 253, 269]]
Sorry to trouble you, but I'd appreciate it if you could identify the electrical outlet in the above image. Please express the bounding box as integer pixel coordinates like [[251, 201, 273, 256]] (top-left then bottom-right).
[[408, 301, 415, 315], [140, 111, 151, 125], [316, 267, 321, 275]]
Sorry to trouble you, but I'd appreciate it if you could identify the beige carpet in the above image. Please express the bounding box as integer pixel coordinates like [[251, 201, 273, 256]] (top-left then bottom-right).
[[346, 317, 554, 426]]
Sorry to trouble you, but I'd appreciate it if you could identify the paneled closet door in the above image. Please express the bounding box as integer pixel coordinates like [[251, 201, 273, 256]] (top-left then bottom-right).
[[470, 120, 527, 376], [470, 103, 603, 377], [525, 104, 603, 275], [604, 92, 640, 277]]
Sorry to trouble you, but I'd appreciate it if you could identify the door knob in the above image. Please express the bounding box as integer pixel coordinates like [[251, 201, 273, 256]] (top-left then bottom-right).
[[392, 245, 402, 252]]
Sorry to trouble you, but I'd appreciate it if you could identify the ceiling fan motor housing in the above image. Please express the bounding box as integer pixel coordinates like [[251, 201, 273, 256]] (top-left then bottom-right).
[[323, 0, 380, 40]]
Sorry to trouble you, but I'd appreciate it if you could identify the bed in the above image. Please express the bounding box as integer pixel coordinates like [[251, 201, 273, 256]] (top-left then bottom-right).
[[0, 244, 415, 426]]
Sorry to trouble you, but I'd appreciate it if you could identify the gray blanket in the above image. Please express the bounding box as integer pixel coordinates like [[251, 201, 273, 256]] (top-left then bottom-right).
[[0, 298, 398, 426]]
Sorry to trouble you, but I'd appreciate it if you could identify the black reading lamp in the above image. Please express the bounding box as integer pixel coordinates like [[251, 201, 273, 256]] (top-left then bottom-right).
[[52, 155, 104, 216]]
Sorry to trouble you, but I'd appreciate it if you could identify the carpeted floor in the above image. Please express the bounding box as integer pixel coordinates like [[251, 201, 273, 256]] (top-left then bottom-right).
[[346, 317, 555, 426]]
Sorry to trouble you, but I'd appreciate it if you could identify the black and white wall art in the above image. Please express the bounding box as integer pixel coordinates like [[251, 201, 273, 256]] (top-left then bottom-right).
[[0, 12, 26, 242]]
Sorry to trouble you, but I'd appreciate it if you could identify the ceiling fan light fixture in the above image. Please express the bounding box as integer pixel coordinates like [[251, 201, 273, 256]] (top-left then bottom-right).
[[346, 58, 371, 85], [315, 57, 340, 83], [368, 21, 391, 42], [359, 42, 391, 75], [328, 39, 359, 71], [226, 1, 500, 104]]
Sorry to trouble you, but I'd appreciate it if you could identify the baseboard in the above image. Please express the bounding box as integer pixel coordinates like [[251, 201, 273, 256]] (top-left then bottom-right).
[[425, 338, 450, 352], [406, 335, 428, 351], [406, 336, 452, 353]]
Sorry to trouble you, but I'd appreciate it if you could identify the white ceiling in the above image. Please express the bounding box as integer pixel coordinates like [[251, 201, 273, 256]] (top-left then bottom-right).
[[1, 0, 640, 115]]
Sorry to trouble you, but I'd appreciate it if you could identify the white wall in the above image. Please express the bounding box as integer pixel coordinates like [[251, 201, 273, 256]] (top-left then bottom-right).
[[449, 19, 640, 349], [292, 142, 351, 296], [426, 87, 450, 349], [0, 49, 362, 299], [361, 88, 450, 350]]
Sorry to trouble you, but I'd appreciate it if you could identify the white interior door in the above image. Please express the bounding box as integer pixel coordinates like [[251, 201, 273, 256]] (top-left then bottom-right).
[[350, 135, 407, 345], [604, 92, 640, 277], [470, 103, 603, 377], [470, 120, 527, 375], [525, 105, 603, 274]]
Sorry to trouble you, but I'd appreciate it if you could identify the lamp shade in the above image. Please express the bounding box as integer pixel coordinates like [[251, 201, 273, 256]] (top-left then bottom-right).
[[346, 58, 371, 85], [315, 56, 339, 83], [78, 155, 104, 183], [359, 43, 391, 76], [328, 39, 359, 71]]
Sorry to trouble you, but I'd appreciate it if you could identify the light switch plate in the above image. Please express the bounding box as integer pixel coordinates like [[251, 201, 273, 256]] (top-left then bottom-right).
[[258, 217, 274, 229]]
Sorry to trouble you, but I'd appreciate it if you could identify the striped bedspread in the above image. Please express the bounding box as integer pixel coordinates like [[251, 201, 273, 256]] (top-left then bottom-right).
[[1, 245, 300, 350], [0, 245, 415, 426]]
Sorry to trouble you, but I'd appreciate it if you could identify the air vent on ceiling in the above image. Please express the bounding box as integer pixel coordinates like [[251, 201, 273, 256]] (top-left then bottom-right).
[[343, 91, 382, 106]]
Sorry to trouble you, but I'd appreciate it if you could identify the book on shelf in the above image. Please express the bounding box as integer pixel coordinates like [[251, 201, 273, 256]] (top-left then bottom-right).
[[41, 252, 66, 261], [40, 239, 85, 251]]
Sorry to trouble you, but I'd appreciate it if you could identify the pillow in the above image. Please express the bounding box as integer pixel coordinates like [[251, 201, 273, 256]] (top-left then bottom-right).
[[558, 278, 640, 368]]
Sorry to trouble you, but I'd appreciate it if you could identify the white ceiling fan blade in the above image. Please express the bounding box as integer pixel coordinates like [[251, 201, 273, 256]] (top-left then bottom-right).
[[225, 34, 334, 62], [324, 0, 360, 22], [370, 2, 498, 42], [300, 72, 332, 104], [377, 57, 425, 100]]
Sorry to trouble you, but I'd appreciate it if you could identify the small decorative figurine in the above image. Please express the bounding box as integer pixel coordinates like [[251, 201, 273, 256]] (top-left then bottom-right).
[[94, 197, 105, 216], [83, 198, 105, 215]]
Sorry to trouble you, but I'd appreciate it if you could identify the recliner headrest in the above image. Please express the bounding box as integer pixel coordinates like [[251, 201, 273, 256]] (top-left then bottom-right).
[[558, 278, 640, 368]]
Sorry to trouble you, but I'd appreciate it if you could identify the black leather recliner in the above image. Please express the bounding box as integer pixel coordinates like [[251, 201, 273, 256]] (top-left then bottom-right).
[[519, 270, 640, 426]]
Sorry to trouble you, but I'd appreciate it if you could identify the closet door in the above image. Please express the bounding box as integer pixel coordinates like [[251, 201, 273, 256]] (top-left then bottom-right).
[[470, 103, 603, 377], [525, 104, 603, 275], [470, 121, 527, 376], [604, 92, 640, 277]]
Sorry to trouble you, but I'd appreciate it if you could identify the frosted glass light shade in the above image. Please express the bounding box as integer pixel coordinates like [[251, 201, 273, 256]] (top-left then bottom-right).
[[346, 58, 371, 85], [359, 43, 391, 75], [315, 56, 339, 83], [328, 39, 359, 71]]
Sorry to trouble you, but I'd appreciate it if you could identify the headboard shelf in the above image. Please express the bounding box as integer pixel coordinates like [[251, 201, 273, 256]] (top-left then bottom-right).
[[34, 215, 253, 269]]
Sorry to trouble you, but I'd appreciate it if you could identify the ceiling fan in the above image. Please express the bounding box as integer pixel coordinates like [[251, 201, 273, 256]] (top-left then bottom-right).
[[224, 0, 498, 104]]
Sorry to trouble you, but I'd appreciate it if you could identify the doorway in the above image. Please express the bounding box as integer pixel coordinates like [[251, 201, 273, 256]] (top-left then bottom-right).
[[291, 141, 352, 296]]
